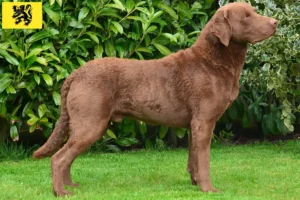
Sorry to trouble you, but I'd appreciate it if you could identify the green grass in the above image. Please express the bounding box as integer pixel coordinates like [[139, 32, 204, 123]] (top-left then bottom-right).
[[0, 141, 299, 200]]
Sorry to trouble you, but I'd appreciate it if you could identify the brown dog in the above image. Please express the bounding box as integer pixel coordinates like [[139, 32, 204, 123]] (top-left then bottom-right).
[[33, 2, 277, 196]]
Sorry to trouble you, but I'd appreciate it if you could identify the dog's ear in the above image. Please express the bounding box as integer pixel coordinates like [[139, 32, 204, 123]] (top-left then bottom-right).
[[211, 9, 232, 46]]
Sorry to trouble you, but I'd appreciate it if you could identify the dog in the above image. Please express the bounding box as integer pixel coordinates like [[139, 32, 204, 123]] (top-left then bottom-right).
[[33, 2, 277, 196]]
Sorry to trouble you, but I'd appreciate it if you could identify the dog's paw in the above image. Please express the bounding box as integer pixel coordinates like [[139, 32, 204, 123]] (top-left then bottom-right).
[[201, 187, 221, 193], [65, 182, 80, 188], [53, 189, 74, 197]]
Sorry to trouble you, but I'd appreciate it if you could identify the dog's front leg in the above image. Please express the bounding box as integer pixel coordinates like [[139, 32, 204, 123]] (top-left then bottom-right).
[[190, 118, 219, 192]]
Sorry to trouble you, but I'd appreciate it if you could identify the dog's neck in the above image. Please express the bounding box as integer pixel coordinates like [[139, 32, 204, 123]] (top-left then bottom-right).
[[192, 27, 248, 70], [189, 27, 248, 101]]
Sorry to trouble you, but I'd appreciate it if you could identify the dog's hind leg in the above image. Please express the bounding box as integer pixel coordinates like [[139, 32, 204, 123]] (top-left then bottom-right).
[[62, 158, 80, 187], [187, 134, 198, 185], [51, 119, 109, 196], [51, 87, 111, 196], [186, 133, 197, 185]]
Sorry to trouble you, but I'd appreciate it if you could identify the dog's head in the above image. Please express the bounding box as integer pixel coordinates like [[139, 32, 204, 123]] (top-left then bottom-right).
[[210, 2, 277, 46]]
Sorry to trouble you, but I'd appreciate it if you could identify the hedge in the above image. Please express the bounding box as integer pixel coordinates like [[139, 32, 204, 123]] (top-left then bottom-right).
[[0, 0, 299, 149]]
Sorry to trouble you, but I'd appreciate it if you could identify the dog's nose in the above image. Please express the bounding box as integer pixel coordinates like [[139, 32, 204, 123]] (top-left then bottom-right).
[[270, 19, 277, 26]]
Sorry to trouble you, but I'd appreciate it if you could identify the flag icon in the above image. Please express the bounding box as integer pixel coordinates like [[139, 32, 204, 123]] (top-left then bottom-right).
[[2, 2, 42, 29]]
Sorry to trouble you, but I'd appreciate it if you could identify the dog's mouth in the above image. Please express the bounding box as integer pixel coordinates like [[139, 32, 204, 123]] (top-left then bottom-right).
[[250, 29, 276, 45]]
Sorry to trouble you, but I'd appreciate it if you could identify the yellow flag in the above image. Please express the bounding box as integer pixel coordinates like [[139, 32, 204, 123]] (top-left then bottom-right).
[[2, 2, 42, 29]]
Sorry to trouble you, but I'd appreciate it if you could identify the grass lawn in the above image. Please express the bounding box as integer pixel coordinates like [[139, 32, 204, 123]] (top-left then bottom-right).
[[0, 140, 299, 200]]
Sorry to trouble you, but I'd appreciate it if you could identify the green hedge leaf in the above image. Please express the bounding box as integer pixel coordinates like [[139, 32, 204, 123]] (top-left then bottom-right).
[[175, 128, 186, 139], [29, 123, 37, 133], [158, 3, 178, 20], [28, 66, 44, 73], [135, 51, 144, 60], [152, 11, 164, 20], [139, 121, 147, 135], [45, 53, 60, 62], [38, 104, 48, 118], [126, 0, 135, 12], [70, 19, 84, 28], [94, 44, 103, 58], [159, 126, 168, 139], [26, 31, 52, 44], [27, 115, 39, 126], [26, 55, 37, 67], [36, 57, 48, 66], [0, 102, 7, 117], [43, 5, 60, 26], [135, 47, 153, 54], [8, 49, 24, 60], [0, 49, 19, 65], [40, 117, 49, 123], [26, 48, 43, 59], [162, 33, 178, 43], [111, 21, 123, 34], [106, 129, 117, 139], [146, 25, 157, 33], [0, 42, 10, 50], [6, 85, 16, 94], [136, 1, 146, 7], [34, 73, 41, 85], [85, 21, 103, 29], [0, 74, 12, 93], [25, 81, 36, 92], [218, 0, 229, 7], [78, 7, 90, 21], [106, 0, 125, 11], [42, 74, 53, 86], [127, 16, 146, 23], [105, 40, 116, 57], [53, 91, 61, 106], [56, 0, 63, 7], [85, 32, 99, 44], [77, 57, 86, 66], [49, 0, 55, 5], [152, 43, 172, 55], [98, 8, 122, 18], [10, 125, 19, 141]]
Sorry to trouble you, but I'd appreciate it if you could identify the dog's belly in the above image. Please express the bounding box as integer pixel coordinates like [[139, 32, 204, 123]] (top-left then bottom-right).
[[136, 107, 191, 128], [112, 99, 191, 128], [113, 112, 191, 128]]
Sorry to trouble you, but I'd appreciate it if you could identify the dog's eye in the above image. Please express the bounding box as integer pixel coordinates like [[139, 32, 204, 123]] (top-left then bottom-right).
[[244, 13, 251, 19]]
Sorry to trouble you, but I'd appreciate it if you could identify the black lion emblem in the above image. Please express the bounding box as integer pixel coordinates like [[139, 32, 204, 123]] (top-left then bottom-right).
[[12, 4, 32, 26]]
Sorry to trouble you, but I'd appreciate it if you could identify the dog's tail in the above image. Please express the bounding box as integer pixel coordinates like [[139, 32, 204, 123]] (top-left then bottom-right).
[[33, 76, 74, 159]]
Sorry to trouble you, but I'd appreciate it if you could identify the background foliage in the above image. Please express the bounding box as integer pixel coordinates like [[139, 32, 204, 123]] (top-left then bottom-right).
[[0, 0, 299, 150]]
